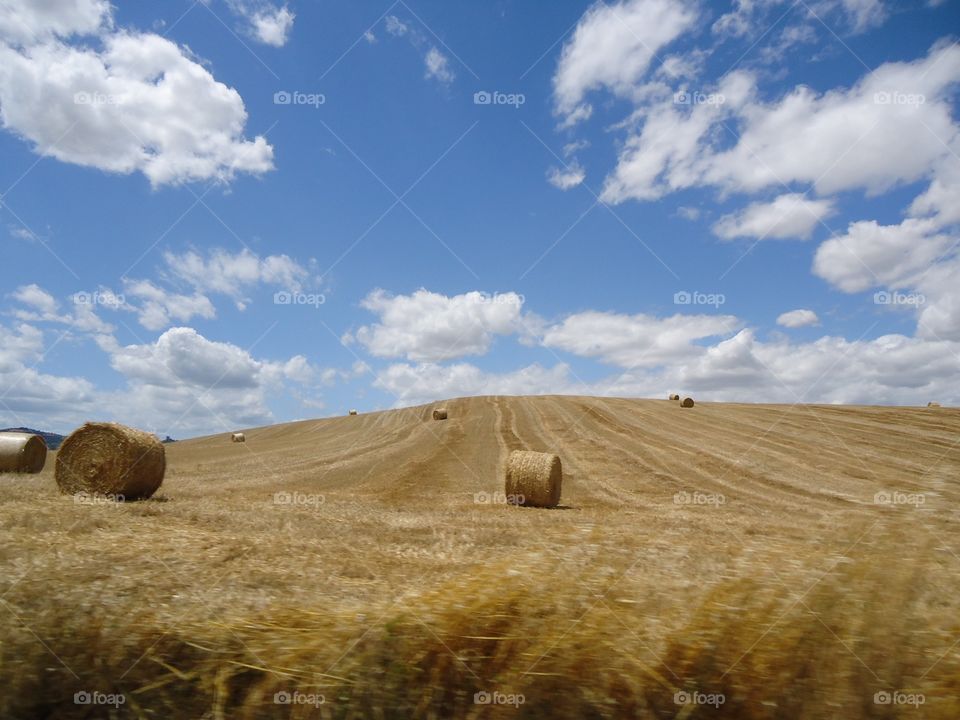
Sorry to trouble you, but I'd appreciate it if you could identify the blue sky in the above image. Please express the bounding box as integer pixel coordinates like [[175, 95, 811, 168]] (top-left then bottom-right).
[[1, 0, 959, 437]]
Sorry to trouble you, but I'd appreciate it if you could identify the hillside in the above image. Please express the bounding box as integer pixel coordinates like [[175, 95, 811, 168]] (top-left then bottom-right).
[[1, 396, 958, 719]]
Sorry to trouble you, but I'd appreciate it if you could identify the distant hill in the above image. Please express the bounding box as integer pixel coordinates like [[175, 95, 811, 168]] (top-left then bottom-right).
[[0, 428, 66, 450]]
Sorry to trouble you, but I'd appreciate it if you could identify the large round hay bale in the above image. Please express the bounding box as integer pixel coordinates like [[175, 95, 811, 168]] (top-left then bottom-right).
[[231, 432, 246, 443], [504, 450, 562, 508], [55, 422, 166, 500], [927, 402, 941, 408], [0, 432, 47, 474], [432, 408, 448, 421], [349, 409, 358, 416], [669, 394, 680, 401], [680, 397, 695, 408]]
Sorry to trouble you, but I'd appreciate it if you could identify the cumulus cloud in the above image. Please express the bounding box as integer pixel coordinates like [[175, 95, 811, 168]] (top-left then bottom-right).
[[547, 161, 586, 190], [374, 362, 575, 406], [163, 247, 309, 300], [346, 289, 526, 362], [122, 280, 217, 332], [553, 0, 697, 125], [249, 5, 294, 46], [10, 283, 115, 334], [777, 309, 820, 328], [713, 194, 835, 241], [0, 3, 274, 186], [542, 311, 742, 368], [424, 47, 455, 84]]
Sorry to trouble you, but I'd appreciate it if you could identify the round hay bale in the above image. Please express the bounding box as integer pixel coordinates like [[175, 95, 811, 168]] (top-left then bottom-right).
[[927, 402, 941, 408], [669, 394, 680, 401], [55, 422, 165, 500], [349, 409, 358, 416], [680, 397, 695, 408], [231, 432, 246, 443], [0, 432, 47, 474], [432, 408, 448, 421], [504, 450, 562, 508]]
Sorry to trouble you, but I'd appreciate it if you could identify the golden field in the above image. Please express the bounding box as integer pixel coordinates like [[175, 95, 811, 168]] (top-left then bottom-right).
[[1, 395, 958, 719]]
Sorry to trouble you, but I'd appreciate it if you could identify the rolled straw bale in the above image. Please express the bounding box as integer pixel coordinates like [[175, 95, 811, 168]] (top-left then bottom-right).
[[349, 409, 358, 416], [669, 394, 680, 401], [504, 450, 562, 508], [432, 409, 448, 421], [55, 422, 165, 500], [928, 402, 941, 408], [231, 432, 246, 443], [680, 397, 695, 408], [0, 432, 47, 474]]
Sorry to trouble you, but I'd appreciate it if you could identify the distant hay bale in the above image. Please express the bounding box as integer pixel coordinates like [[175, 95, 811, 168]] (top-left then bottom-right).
[[432, 408, 448, 421], [231, 432, 246, 443], [680, 397, 695, 408], [55, 422, 166, 500], [504, 450, 562, 508], [669, 394, 680, 401], [0, 432, 47, 474], [349, 409, 358, 416], [928, 402, 941, 408]]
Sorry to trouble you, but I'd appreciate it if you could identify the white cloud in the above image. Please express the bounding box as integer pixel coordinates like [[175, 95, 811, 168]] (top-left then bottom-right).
[[347, 289, 526, 362], [777, 309, 820, 328], [10, 283, 115, 334], [0, 0, 110, 45], [163, 247, 310, 299], [553, 0, 697, 125], [542, 311, 742, 368], [249, 5, 294, 47], [424, 46, 455, 84], [374, 362, 575, 406], [13, 283, 58, 314], [0, 15, 274, 186], [713, 193, 835, 241], [713, 0, 886, 40], [384, 15, 409, 37], [547, 161, 586, 190], [599, 42, 960, 203], [123, 280, 217, 332]]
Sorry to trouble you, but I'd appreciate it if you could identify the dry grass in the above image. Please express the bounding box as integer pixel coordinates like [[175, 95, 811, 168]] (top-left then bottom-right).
[[2, 396, 959, 718]]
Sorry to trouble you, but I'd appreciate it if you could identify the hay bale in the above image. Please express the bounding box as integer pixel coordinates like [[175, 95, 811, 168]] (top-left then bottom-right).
[[55, 422, 165, 500], [0, 432, 47, 474], [231, 432, 246, 443], [504, 450, 562, 508], [928, 402, 941, 408], [680, 397, 695, 408], [349, 409, 358, 416], [432, 408, 448, 421], [669, 394, 680, 401]]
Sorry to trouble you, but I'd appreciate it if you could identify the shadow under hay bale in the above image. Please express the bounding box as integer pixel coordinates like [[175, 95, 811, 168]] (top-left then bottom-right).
[[504, 450, 562, 508], [432, 409, 448, 421], [231, 433, 246, 443], [0, 432, 47, 474], [55, 422, 166, 501], [680, 397, 695, 408]]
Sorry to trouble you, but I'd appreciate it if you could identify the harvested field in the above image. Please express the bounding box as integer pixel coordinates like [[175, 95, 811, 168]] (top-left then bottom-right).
[[1, 395, 959, 719]]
